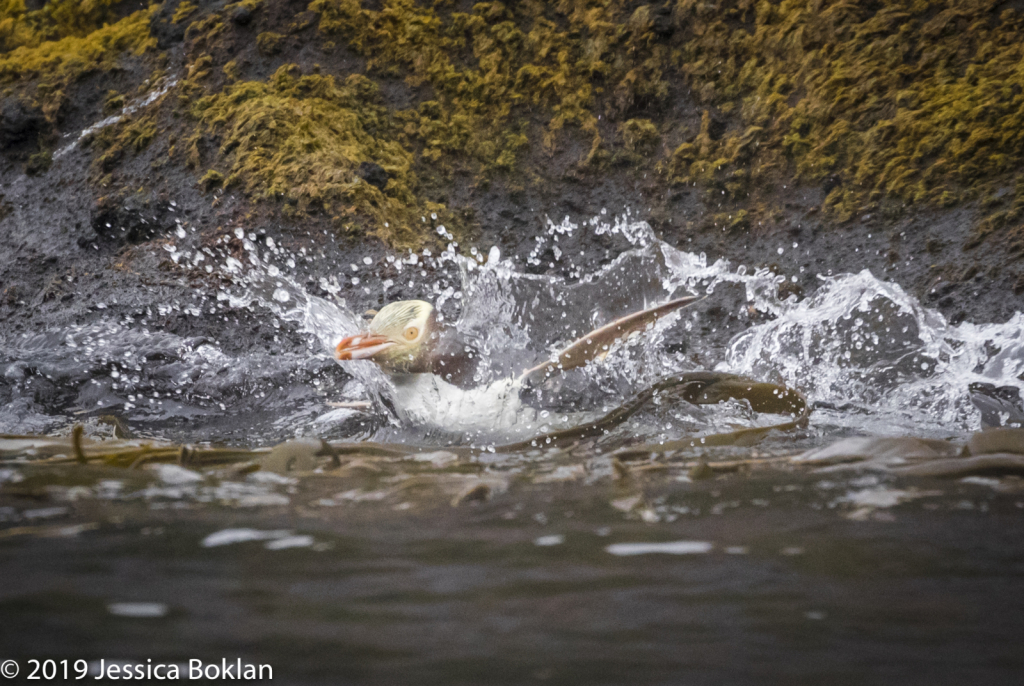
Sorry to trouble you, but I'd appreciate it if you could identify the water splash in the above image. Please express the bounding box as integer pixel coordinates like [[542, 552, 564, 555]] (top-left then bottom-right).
[[721, 270, 1024, 435], [3, 212, 1023, 444]]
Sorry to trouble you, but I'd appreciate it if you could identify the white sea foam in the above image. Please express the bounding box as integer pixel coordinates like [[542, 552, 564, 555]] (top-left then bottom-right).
[[4, 212, 1023, 445], [605, 541, 714, 556]]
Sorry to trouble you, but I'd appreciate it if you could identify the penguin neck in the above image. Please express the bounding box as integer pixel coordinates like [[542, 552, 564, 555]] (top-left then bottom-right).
[[422, 324, 482, 388]]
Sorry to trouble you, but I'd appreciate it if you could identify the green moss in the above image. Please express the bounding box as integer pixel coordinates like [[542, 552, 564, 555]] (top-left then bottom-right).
[[190, 64, 440, 247], [672, 0, 1024, 224], [122, 114, 156, 152], [172, 1, 198, 24], [1, 0, 127, 51], [90, 111, 157, 173], [706, 209, 750, 233], [222, 59, 240, 82], [311, 1, 1024, 235], [200, 168, 224, 191], [620, 118, 659, 154], [102, 89, 125, 114], [0, 3, 155, 118], [25, 148, 51, 175], [183, 11, 225, 47], [310, 0, 672, 174], [256, 31, 283, 55]]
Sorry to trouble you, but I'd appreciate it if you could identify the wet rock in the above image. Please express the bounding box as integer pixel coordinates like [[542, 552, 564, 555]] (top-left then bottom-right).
[[650, 3, 674, 37], [357, 161, 389, 190], [230, 5, 253, 25], [148, 6, 186, 50], [966, 427, 1024, 456], [0, 98, 46, 147], [90, 196, 176, 245], [969, 383, 1024, 428], [1, 285, 20, 307], [707, 117, 728, 141]]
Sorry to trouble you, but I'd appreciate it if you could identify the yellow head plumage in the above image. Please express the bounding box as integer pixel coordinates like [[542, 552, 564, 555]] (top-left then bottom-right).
[[335, 300, 436, 374]]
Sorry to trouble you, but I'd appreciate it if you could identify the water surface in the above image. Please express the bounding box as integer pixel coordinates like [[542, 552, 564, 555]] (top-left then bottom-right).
[[2, 215, 1024, 683]]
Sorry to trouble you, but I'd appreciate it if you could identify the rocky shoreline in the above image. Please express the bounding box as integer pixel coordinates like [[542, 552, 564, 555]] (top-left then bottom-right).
[[2, 0, 1023, 424]]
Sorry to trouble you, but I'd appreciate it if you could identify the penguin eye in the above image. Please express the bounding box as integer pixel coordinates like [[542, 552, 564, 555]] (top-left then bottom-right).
[[404, 326, 419, 341]]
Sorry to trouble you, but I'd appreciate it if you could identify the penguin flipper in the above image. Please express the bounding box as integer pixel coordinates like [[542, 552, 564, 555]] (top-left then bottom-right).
[[518, 295, 701, 387]]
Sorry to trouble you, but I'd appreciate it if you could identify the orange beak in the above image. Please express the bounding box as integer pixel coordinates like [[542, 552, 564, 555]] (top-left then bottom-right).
[[335, 333, 396, 361]]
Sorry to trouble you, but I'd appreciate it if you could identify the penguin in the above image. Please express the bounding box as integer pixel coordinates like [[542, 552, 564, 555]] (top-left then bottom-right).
[[334, 295, 700, 389]]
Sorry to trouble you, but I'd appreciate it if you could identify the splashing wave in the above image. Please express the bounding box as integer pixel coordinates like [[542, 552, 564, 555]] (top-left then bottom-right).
[[2, 214, 1022, 444]]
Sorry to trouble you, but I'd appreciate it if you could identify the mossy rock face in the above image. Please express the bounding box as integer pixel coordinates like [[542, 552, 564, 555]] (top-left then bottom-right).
[[89, 111, 159, 174], [191, 64, 434, 247], [298, 0, 1024, 247], [3, 0, 1024, 255], [255, 30, 283, 55], [1, 0, 129, 52], [310, 0, 675, 171], [0, 1, 156, 118], [621, 118, 660, 154], [670, 0, 1024, 223]]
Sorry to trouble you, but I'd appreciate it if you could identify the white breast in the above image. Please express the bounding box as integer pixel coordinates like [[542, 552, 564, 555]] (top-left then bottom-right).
[[391, 374, 521, 425]]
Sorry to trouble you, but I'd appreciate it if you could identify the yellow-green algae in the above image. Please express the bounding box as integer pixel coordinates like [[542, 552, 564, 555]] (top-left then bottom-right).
[[1, 0, 126, 51], [0, 1, 156, 118], [307, 0, 1024, 245], [190, 64, 443, 247], [108, 0, 1022, 250], [310, 0, 671, 167], [255, 30, 283, 55], [666, 0, 1024, 230], [88, 110, 158, 173], [170, 0, 197, 24]]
